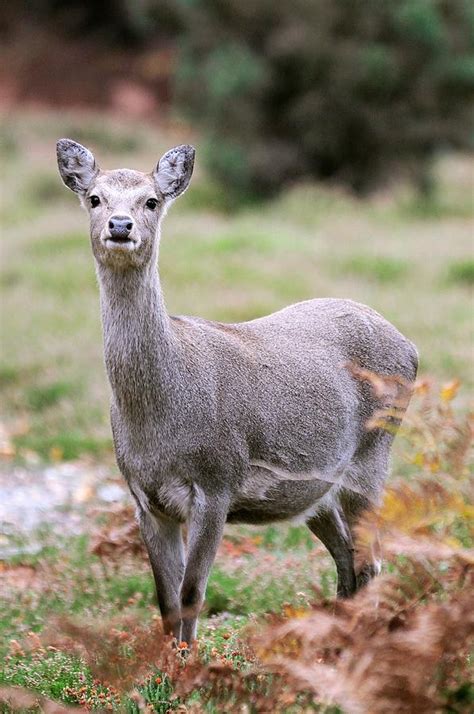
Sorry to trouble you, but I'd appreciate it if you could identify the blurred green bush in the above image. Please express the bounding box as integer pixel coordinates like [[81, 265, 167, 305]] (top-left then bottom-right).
[[175, 0, 473, 199]]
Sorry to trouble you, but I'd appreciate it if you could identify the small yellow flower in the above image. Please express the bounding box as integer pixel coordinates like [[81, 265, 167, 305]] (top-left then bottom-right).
[[49, 446, 63, 462], [440, 379, 460, 402]]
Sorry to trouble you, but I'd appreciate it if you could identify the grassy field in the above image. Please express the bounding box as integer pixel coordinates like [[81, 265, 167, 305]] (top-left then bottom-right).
[[0, 111, 473, 712]]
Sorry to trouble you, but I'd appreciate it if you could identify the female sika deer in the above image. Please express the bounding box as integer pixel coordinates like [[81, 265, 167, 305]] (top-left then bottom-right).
[[57, 140, 418, 643]]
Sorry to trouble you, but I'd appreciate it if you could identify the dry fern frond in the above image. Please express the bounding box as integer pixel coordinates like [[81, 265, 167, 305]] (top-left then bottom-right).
[[89, 504, 146, 562], [43, 615, 195, 693], [255, 582, 474, 713]]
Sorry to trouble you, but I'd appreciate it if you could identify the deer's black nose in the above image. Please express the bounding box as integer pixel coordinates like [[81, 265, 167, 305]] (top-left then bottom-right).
[[108, 215, 133, 240]]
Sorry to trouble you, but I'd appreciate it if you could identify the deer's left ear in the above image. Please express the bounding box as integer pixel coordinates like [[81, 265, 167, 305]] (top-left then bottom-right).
[[56, 139, 99, 194], [153, 145, 195, 200]]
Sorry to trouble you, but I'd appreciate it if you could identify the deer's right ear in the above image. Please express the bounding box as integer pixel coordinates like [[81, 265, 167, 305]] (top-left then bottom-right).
[[56, 139, 99, 194]]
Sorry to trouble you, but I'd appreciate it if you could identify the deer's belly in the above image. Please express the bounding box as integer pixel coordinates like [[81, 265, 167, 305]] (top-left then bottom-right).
[[227, 463, 334, 524]]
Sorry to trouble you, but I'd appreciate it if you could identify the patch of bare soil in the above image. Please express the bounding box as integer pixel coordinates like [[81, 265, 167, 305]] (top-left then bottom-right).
[[0, 459, 130, 557], [0, 563, 38, 588]]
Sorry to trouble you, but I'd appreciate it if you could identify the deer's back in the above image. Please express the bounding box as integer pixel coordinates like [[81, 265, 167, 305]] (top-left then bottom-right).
[[181, 297, 417, 387], [239, 298, 417, 378]]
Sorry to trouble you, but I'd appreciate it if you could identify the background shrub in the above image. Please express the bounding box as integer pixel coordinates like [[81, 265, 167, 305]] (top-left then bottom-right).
[[175, 0, 474, 198]]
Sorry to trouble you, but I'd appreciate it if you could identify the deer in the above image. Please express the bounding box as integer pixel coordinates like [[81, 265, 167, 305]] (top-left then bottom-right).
[[56, 139, 418, 644]]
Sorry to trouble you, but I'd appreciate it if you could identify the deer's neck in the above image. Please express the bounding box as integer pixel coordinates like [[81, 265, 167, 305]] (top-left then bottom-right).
[[97, 263, 178, 418]]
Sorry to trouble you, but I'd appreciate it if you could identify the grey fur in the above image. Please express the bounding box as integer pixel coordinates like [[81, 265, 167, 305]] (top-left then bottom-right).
[[56, 140, 418, 642]]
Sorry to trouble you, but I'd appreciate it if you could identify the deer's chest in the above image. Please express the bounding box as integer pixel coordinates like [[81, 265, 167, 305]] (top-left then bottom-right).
[[110, 415, 197, 522]]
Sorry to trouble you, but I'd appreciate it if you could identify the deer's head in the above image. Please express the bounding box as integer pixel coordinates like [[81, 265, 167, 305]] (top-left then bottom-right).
[[56, 139, 195, 269]]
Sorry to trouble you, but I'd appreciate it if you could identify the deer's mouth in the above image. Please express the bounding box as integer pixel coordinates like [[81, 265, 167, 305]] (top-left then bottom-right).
[[109, 235, 130, 244], [103, 234, 139, 250]]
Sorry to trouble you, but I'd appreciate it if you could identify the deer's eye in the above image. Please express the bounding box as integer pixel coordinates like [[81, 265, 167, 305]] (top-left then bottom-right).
[[145, 198, 158, 210], [90, 195, 101, 208]]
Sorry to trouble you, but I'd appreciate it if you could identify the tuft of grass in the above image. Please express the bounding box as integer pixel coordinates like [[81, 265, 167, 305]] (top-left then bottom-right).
[[446, 259, 474, 286], [101, 573, 155, 611], [26, 172, 70, 204], [206, 569, 242, 614], [29, 232, 88, 257], [26, 381, 78, 412], [14, 431, 112, 461], [337, 255, 409, 283], [179, 177, 236, 214], [0, 520, 323, 711], [0, 120, 18, 158], [59, 122, 144, 153], [1, 651, 88, 701], [0, 365, 20, 386], [206, 564, 328, 616], [399, 194, 474, 220]]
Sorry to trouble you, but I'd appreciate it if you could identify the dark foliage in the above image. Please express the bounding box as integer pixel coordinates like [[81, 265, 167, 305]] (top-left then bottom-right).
[[175, 0, 474, 198]]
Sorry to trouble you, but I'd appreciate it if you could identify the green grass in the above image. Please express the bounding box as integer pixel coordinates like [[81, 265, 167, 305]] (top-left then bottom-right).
[[446, 259, 474, 286], [2, 651, 91, 699], [25, 171, 70, 204], [29, 231, 87, 256], [0, 524, 325, 644], [13, 431, 112, 461], [0, 365, 21, 386], [335, 255, 410, 283], [1, 647, 181, 712], [26, 380, 78, 412]]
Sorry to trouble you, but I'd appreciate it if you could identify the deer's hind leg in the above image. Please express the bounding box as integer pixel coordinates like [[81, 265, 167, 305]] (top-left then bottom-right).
[[307, 503, 357, 599], [339, 490, 382, 589], [339, 430, 393, 589]]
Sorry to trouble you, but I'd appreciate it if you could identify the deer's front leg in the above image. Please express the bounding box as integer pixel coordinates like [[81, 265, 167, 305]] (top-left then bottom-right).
[[180, 494, 229, 644], [137, 508, 185, 640]]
